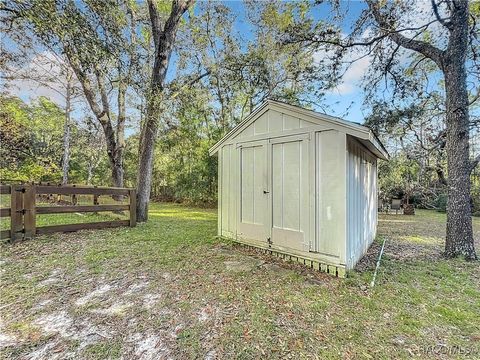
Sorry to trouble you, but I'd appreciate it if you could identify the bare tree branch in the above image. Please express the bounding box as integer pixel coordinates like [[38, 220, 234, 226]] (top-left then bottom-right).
[[366, 0, 446, 67], [431, 0, 453, 30]]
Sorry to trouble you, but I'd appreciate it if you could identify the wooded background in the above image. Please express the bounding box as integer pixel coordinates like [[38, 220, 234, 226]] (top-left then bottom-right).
[[1, 0, 479, 218]]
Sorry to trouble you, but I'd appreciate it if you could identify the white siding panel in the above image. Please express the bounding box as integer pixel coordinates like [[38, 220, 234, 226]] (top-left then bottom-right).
[[272, 144, 284, 228], [232, 109, 322, 142], [283, 142, 301, 230], [254, 113, 268, 135], [240, 143, 267, 228], [221, 144, 236, 237], [253, 146, 265, 224], [241, 123, 255, 138], [241, 147, 254, 223], [283, 114, 300, 130], [268, 110, 283, 132], [228, 146, 237, 232], [300, 119, 315, 128], [346, 137, 378, 269], [315, 131, 347, 260]]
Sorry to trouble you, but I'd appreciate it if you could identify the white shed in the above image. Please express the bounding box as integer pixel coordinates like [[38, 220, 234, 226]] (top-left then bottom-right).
[[209, 100, 388, 277]]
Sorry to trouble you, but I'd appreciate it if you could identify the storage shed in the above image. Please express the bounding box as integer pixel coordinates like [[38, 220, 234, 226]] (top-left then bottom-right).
[[209, 100, 388, 276]]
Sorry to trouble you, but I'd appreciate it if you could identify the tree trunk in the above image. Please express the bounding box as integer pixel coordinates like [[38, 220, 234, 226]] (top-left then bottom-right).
[[443, 2, 476, 260], [95, 112, 124, 189], [111, 159, 124, 188], [136, 0, 192, 222], [87, 162, 94, 185], [61, 104, 70, 185], [65, 51, 125, 189], [61, 72, 72, 185], [136, 90, 161, 222], [114, 80, 127, 189]]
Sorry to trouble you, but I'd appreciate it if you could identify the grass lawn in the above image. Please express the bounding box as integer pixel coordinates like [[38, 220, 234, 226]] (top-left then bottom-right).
[[0, 204, 479, 359]]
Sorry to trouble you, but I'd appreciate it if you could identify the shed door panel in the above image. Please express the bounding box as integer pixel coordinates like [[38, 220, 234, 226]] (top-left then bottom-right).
[[239, 141, 268, 241], [271, 137, 309, 251]]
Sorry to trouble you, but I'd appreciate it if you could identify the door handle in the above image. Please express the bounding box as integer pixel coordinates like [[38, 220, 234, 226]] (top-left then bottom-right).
[[263, 190, 269, 194]]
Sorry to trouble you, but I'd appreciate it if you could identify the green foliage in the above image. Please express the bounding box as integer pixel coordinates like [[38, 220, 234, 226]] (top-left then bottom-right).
[[0, 95, 111, 185], [378, 155, 420, 201], [0, 95, 64, 181], [136, 98, 219, 205], [472, 186, 480, 217], [435, 193, 447, 213]]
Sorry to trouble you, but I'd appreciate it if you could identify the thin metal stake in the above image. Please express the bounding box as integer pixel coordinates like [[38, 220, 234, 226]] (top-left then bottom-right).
[[370, 237, 387, 288]]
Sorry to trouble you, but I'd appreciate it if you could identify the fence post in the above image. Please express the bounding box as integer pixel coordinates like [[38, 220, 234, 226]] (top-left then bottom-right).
[[129, 189, 136, 227], [23, 184, 36, 239], [10, 185, 24, 242], [0, 185, 11, 241], [93, 185, 99, 205]]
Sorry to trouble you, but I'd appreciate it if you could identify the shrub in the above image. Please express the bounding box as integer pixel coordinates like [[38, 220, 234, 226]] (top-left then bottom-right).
[[435, 193, 447, 213]]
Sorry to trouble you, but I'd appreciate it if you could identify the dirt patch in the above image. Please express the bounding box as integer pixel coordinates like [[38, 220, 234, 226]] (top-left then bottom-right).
[[26, 341, 66, 360], [355, 242, 382, 272], [142, 293, 162, 309], [33, 299, 53, 311], [197, 305, 217, 323], [123, 281, 149, 296], [75, 284, 114, 306], [91, 302, 132, 316], [355, 239, 445, 273], [128, 333, 170, 360], [224, 257, 263, 273], [260, 262, 294, 275], [37, 269, 63, 287], [33, 311, 74, 338], [0, 332, 18, 348], [205, 349, 217, 360]]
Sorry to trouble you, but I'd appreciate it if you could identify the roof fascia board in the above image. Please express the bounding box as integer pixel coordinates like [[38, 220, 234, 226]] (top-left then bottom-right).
[[368, 132, 389, 160]]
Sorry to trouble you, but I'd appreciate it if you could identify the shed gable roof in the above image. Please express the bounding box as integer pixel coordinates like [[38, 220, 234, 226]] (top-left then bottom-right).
[[209, 100, 388, 160]]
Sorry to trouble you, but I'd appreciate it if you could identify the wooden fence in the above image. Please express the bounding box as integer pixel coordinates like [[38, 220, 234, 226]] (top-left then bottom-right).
[[0, 184, 136, 241]]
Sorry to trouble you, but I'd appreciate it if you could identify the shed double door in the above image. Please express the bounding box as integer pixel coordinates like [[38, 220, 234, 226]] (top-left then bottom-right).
[[238, 135, 310, 252]]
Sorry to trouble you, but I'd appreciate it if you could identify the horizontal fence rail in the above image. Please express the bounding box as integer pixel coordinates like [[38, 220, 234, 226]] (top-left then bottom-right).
[[36, 185, 130, 196], [0, 183, 136, 242], [36, 204, 130, 214]]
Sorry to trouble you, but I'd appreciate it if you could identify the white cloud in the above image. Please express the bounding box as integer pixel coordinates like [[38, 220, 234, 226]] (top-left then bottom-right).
[[3, 50, 72, 106], [397, 0, 449, 48], [332, 54, 371, 95], [317, 0, 449, 97]]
